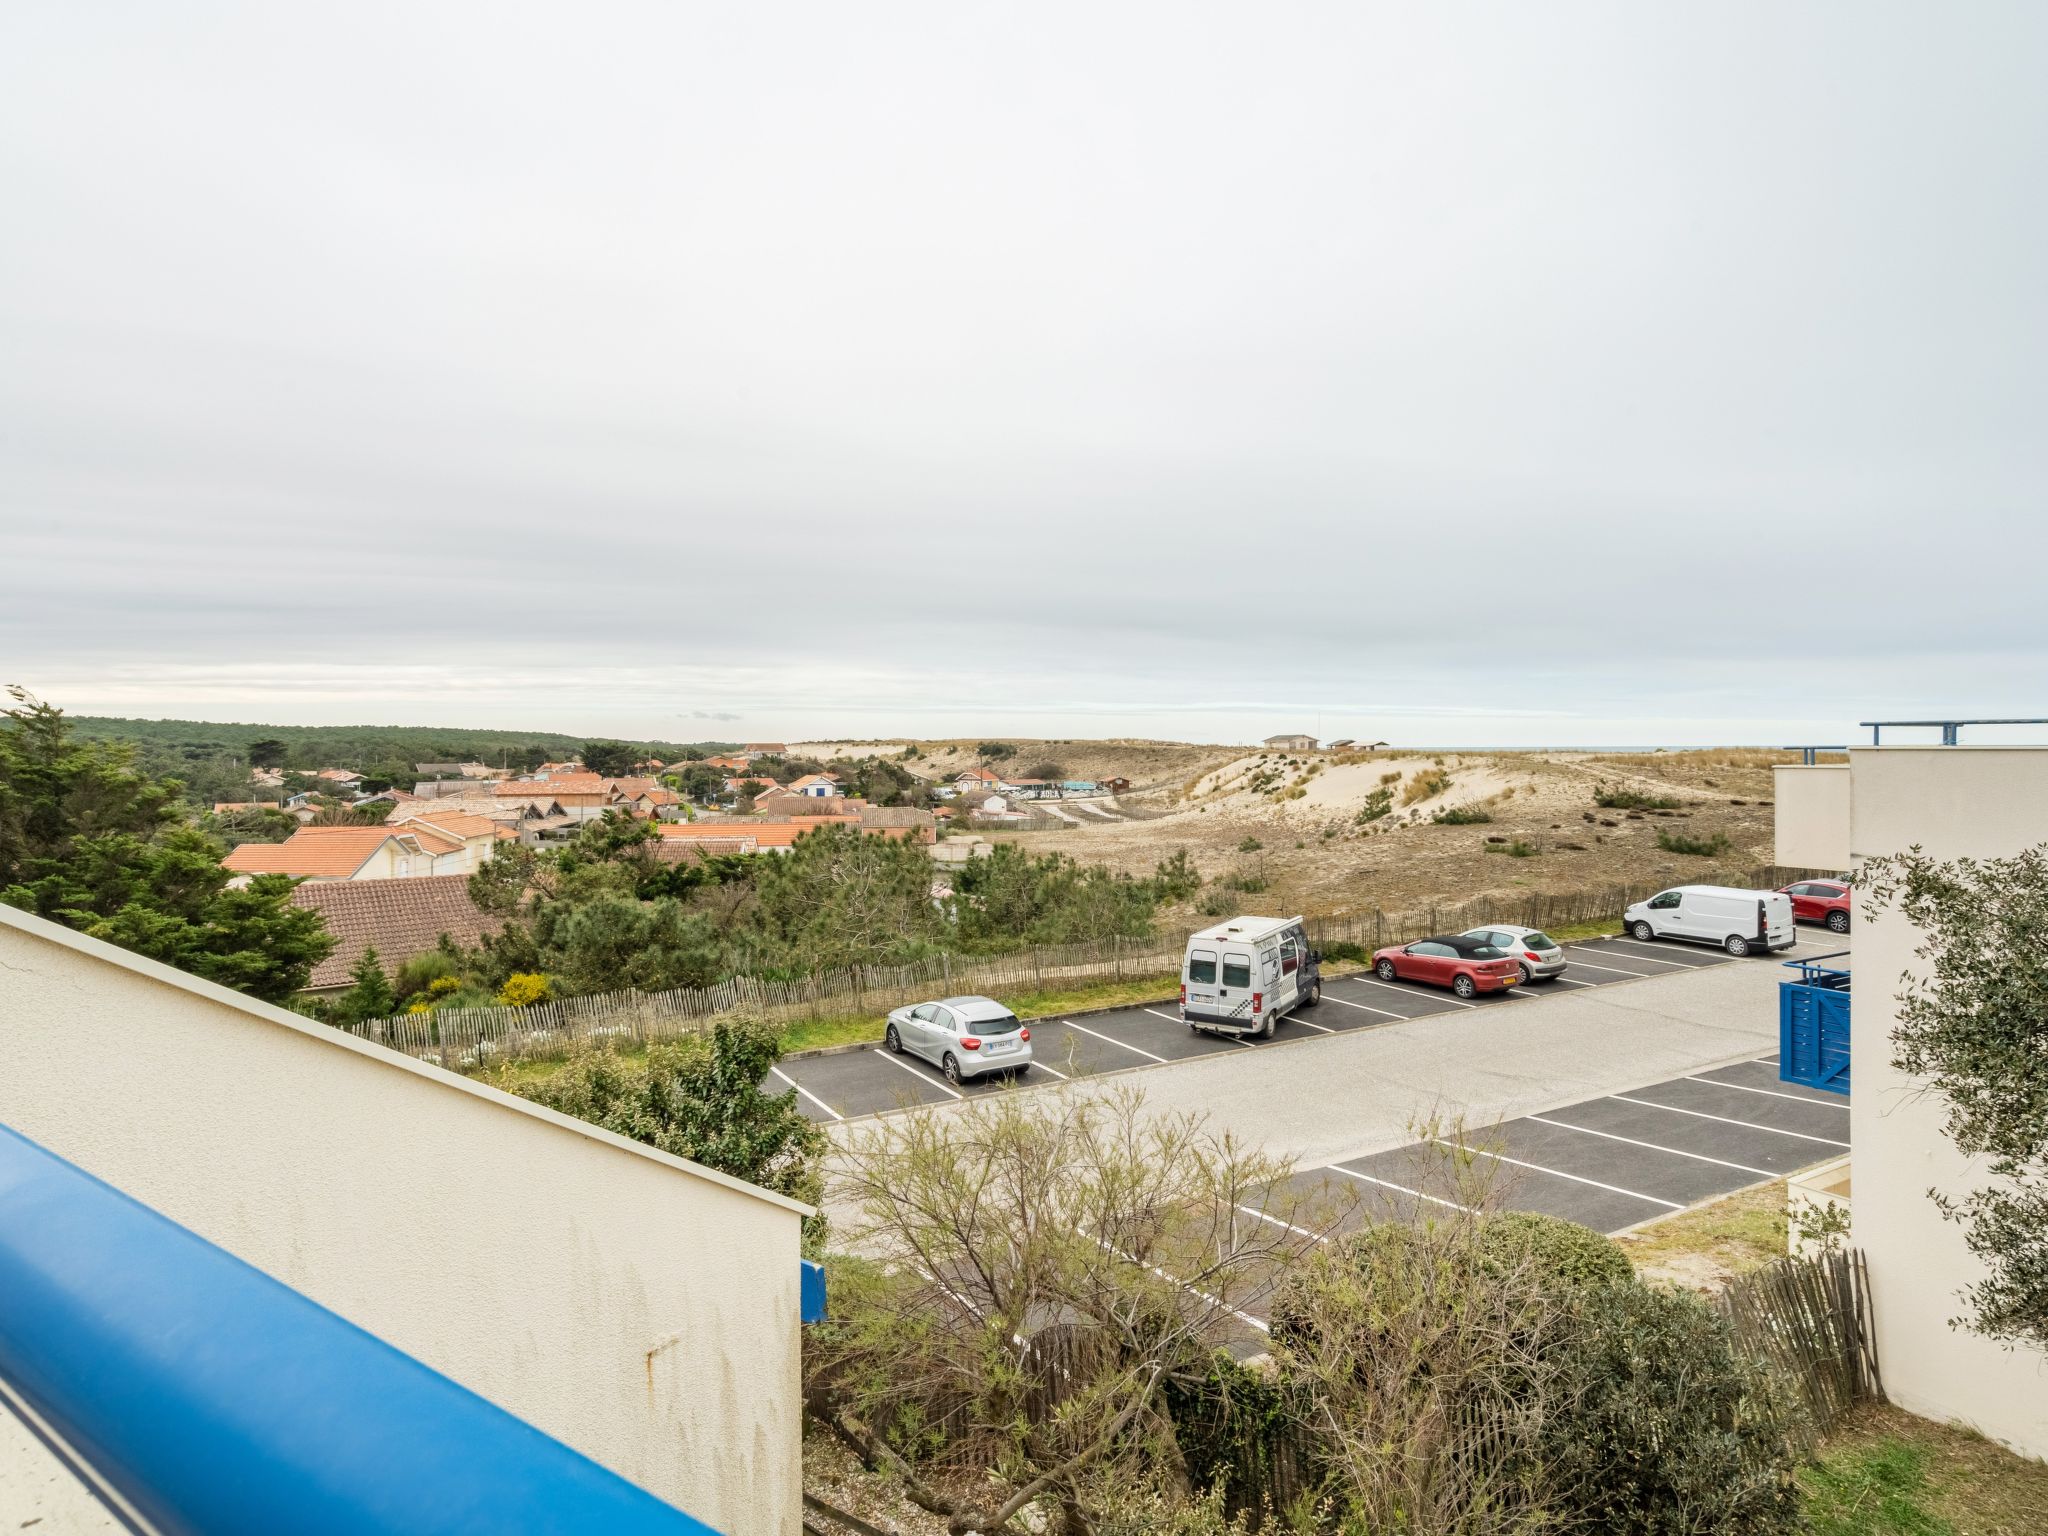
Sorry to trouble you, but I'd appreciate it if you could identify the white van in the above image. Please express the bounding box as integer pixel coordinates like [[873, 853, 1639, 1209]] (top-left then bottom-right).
[[1181, 916, 1321, 1037], [1621, 885, 1795, 956]]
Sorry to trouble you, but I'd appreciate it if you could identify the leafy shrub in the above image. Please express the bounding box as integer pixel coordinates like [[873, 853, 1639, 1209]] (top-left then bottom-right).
[[1162, 1352, 1313, 1511], [1432, 805, 1494, 825], [1222, 869, 1269, 895], [496, 971, 553, 1007], [1484, 839, 1539, 857], [1022, 759, 1065, 781], [977, 741, 1016, 760], [1477, 1212, 1633, 1293], [1238, 836, 1264, 853], [1539, 1283, 1802, 1535], [1354, 787, 1394, 825], [1401, 768, 1452, 805], [1593, 783, 1680, 811], [1657, 829, 1733, 857]]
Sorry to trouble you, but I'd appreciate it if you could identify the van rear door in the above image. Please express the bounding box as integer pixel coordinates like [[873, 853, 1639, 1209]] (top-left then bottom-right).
[[1218, 948, 1255, 1025], [1184, 945, 1221, 1019]]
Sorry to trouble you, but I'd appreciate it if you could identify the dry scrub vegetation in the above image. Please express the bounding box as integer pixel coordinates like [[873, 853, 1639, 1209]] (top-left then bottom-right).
[[912, 741, 1804, 920]]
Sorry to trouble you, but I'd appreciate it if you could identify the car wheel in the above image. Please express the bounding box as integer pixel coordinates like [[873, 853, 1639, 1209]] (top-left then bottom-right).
[[942, 1053, 962, 1084], [1013, 1064, 1030, 1080], [1518, 963, 1534, 985], [1630, 921, 1655, 942], [1376, 959, 1398, 982], [1453, 974, 1476, 999], [1725, 935, 1751, 957], [1827, 910, 1850, 933], [1308, 981, 1322, 1005], [884, 1023, 903, 1054], [1260, 1012, 1275, 1039]]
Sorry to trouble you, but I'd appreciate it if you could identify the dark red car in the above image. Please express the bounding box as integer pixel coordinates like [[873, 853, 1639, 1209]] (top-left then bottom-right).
[[1779, 878, 1852, 934], [1371, 934, 1520, 998]]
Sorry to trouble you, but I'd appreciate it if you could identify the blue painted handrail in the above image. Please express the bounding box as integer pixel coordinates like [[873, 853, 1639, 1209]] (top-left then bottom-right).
[[0, 1121, 721, 1536]]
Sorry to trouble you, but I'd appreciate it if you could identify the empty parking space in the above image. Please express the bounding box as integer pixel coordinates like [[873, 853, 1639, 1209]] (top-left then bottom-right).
[[1303, 1054, 1851, 1234]]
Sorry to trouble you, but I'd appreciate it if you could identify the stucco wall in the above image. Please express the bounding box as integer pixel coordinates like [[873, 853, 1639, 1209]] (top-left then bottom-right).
[[1847, 747, 2048, 1457], [0, 906, 804, 1535], [1771, 764, 1851, 871]]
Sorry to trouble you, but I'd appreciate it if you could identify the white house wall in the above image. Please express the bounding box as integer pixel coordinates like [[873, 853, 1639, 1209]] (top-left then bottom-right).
[[0, 906, 806, 1536], [1847, 747, 2048, 1457], [1771, 764, 1852, 871]]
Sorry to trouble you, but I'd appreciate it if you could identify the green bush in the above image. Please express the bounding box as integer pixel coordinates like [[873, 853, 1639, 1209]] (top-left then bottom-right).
[[1221, 870, 1269, 895], [1162, 1351, 1312, 1509], [1593, 783, 1679, 811], [1237, 836, 1264, 853], [1354, 787, 1394, 825], [1484, 839, 1539, 857], [1477, 1212, 1633, 1293], [1657, 829, 1733, 857], [1540, 1283, 1802, 1535], [1432, 805, 1493, 825]]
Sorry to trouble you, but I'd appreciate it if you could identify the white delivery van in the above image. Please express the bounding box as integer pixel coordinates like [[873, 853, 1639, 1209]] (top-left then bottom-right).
[[1621, 885, 1796, 956], [1180, 915, 1321, 1037]]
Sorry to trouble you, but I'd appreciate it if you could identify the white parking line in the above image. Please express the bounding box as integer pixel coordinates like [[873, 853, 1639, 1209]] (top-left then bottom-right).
[[1437, 1138, 1682, 1209], [1065, 1018, 1167, 1063], [769, 1066, 844, 1122], [1685, 1073, 1850, 1107], [1316, 993, 1405, 1020], [1234, 1203, 1326, 1242], [1549, 975, 1598, 988], [1142, 1007, 1184, 1025], [1525, 1114, 1776, 1178], [1349, 975, 1476, 1009], [1575, 942, 1695, 969], [877, 1048, 964, 1100], [1607, 1094, 1848, 1148], [1559, 953, 1659, 978], [1325, 1164, 1475, 1213], [1028, 1060, 1070, 1081], [1287, 1013, 1337, 1034]]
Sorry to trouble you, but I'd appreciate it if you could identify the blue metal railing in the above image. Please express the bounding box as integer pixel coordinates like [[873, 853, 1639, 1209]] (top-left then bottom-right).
[[0, 1121, 722, 1536]]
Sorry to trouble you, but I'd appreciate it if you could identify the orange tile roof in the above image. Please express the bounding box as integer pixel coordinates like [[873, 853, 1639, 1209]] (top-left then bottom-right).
[[494, 774, 609, 798], [657, 817, 858, 848], [223, 827, 406, 878], [395, 811, 495, 839]]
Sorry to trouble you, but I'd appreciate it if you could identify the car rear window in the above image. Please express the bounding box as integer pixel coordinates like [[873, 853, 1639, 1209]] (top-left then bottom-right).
[[1222, 956, 1252, 988], [1188, 950, 1217, 984], [1524, 931, 1558, 949], [1468, 945, 1506, 960], [978, 1013, 1021, 1036]]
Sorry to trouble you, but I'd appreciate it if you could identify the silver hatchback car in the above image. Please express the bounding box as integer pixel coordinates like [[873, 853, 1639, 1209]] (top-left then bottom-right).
[[1461, 926, 1567, 984], [883, 994, 1033, 1083]]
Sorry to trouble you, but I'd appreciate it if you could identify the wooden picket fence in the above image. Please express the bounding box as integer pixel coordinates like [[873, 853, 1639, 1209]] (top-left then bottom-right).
[[359, 862, 1834, 1069], [1717, 1247, 1884, 1447]]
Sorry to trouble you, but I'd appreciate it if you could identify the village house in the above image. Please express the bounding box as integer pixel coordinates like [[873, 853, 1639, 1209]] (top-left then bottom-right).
[[787, 773, 841, 798], [287, 874, 504, 994], [315, 767, 366, 786], [1261, 733, 1318, 752], [492, 773, 614, 822], [953, 765, 1006, 792], [220, 825, 473, 883]]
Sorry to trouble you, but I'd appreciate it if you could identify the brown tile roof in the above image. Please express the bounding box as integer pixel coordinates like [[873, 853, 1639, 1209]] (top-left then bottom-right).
[[290, 874, 503, 990], [223, 827, 404, 878], [494, 774, 610, 797], [649, 837, 755, 863]]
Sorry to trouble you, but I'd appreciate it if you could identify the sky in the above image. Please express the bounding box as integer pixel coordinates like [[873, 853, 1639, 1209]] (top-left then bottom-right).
[[4, 3, 2045, 749]]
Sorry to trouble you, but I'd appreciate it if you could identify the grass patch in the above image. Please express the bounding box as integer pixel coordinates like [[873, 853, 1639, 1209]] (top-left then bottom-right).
[[1401, 767, 1453, 805], [1431, 805, 1494, 825], [1238, 835, 1263, 852], [1657, 828, 1734, 857], [778, 974, 1183, 1054], [1542, 916, 1626, 942], [1593, 782, 1682, 811], [1803, 1403, 2048, 1535], [1483, 839, 1539, 857], [1615, 1178, 1788, 1280]]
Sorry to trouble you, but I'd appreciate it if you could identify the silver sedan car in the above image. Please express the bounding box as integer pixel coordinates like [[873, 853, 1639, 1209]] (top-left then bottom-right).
[[1461, 926, 1568, 984], [883, 994, 1034, 1083]]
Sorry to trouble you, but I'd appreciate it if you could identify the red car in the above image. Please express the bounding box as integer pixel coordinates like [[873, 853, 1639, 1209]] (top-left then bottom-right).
[[1372, 934, 1520, 998], [1780, 878, 1852, 934]]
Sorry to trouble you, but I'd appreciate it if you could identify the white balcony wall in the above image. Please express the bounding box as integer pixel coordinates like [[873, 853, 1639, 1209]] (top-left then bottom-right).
[[0, 906, 805, 1536], [1771, 764, 1851, 871]]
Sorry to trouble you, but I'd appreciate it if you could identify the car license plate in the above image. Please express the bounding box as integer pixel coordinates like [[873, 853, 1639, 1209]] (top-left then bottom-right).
[[1500, 975, 1516, 985], [987, 1039, 1013, 1053]]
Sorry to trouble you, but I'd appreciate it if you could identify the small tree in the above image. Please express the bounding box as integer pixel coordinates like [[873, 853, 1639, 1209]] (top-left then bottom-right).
[[809, 1086, 1341, 1535], [1861, 844, 2048, 1346], [246, 737, 289, 770], [335, 946, 396, 1028], [977, 741, 1017, 761], [1023, 759, 1066, 782]]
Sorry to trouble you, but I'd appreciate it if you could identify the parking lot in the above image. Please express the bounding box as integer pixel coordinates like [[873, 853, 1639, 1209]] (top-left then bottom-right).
[[1279, 1049, 1848, 1238], [766, 930, 1853, 1125]]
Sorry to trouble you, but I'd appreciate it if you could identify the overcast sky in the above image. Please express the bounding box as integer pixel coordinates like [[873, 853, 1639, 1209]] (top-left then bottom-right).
[[4, 3, 2044, 748]]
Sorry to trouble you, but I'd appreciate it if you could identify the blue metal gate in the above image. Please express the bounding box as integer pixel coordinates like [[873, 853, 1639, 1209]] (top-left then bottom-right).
[[1780, 952, 1851, 1095]]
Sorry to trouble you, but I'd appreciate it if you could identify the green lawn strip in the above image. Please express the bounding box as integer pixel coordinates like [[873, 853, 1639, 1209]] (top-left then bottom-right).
[[778, 972, 1184, 1055], [1803, 1404, 2048, 1535]]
